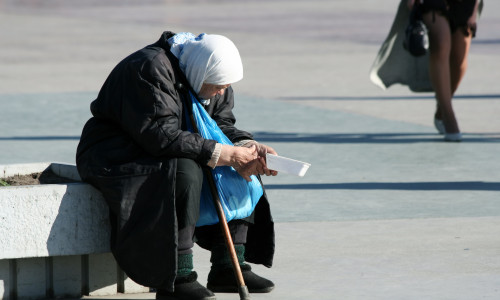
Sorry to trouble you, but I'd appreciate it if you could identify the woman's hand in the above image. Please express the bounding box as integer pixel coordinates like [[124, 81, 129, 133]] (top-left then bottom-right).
[[235, 159, 265, 182], [217, 142, 279, 180], [217, 144, 259, 181], [243, 141, 278, 177]]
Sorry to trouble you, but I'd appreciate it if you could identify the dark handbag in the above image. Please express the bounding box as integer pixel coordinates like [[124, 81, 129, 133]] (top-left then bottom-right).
[[403, 4, 429, 57]]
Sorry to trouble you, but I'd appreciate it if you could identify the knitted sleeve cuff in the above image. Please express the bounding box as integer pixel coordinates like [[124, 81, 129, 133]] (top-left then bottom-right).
[[234, 139, 256, 147], [207, 143, 222, 169]]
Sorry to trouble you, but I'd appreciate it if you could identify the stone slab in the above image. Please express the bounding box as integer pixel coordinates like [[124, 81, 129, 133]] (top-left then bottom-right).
[[0, 164, 110, 259]]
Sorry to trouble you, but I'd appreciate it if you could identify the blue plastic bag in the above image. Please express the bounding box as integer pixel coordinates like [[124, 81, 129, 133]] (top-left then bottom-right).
[[185, 92, 263, 227]]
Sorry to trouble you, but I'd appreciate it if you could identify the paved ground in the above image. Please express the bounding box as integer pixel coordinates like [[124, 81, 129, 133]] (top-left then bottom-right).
[[1, 0, 500, 299]]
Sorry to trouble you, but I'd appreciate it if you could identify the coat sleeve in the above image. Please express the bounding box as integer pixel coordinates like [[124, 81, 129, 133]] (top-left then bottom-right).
[[210, 87, 254, 143], [117, 52, 216, 164]]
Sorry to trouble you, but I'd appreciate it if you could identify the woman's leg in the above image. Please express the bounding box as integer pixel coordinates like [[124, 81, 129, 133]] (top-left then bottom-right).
[[176, 159, 203, 229], [157, 158, 216, 299], [422, 11, 460, 134], [449, 24, 473, 96]]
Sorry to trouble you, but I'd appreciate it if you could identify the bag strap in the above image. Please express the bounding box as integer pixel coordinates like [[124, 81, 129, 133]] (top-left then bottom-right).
[[410, 1, 423, 22]]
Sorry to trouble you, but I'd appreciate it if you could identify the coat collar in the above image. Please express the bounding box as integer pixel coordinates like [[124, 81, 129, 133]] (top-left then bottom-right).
[[153, 31, 192, 95], [156, 31, 176, 51]]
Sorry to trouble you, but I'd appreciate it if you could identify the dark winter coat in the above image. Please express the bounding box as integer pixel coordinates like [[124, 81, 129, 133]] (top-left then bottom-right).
[[76, 31, 275, 292]]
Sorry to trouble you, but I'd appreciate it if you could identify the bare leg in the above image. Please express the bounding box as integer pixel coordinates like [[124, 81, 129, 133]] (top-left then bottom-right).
[[423, 12, 460, 134], [450, 28, 472, 95]]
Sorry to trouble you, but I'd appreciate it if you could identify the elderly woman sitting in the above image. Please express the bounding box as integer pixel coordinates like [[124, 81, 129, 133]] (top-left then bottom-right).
[[76, 31, 277, 300]]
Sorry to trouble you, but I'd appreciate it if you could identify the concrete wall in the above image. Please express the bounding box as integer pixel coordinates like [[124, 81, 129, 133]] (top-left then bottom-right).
[[0, 163, 149, 299], [0, 254, 150, 299]]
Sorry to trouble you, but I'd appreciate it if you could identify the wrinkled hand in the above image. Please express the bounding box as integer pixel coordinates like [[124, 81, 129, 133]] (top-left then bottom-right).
[[218, 144, 259, 181], [235, 159, 264, 182], [243, 141, 278, 177]]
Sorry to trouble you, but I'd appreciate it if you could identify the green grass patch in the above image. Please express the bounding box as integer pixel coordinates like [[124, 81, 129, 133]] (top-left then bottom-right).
[[0, 179, 9, 186]]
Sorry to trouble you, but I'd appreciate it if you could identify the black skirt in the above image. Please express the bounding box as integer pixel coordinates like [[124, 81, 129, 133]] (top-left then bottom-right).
[[420, 0, 478, 36]]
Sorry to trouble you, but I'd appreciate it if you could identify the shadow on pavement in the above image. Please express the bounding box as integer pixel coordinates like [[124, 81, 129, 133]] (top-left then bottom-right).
[[279, 93, 500, 101], [253, 132, 500, 143], [1, 133, 499, 143], [0, 136, 80, 141], [266, 181, 500, 191], [3, 133, 499, 144]]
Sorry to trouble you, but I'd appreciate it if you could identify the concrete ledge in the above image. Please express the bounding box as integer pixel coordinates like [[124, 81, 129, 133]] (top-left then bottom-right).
[[1, 162, 82, 182], [0, 163, 108, 259], [1, 162, 51, 178], [0, 163, 149, 299]]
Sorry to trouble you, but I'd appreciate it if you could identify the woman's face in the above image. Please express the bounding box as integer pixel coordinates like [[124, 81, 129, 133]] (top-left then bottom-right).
[[198, 83, 231, 100]]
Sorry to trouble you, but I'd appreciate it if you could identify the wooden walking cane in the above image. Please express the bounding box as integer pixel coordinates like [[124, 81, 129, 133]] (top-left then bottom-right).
[[180, 83, 251, 300], [204, 171, 251, 300]]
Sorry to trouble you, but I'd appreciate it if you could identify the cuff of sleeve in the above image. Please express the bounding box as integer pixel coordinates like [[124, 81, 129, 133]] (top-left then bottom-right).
[[207, 143, 222, 169], [234, 139, 255, 147]]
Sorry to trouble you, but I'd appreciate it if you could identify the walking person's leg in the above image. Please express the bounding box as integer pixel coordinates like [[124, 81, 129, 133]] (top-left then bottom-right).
[[422, 11, 461, 137], [449, 29, 472, 96], [449, 0, 478, 98]]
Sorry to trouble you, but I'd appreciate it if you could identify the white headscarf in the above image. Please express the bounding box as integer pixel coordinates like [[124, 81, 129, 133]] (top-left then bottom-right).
[[168, 32, 244, 95]]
